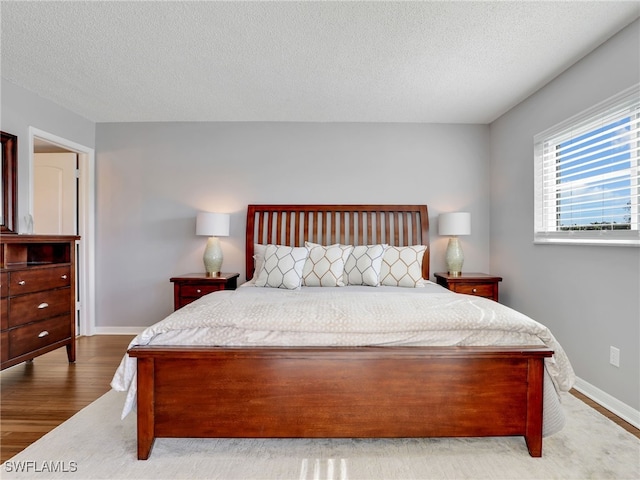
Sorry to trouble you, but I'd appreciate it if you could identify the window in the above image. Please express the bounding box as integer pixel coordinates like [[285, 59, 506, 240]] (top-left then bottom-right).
[[534, 85, 640, 246]]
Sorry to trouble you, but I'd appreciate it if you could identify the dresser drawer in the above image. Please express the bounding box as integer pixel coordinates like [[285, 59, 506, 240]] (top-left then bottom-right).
[[0, 273, 7, 330], [176, 283, 228, 309], [452, 283, 495, 298], [8, 316, 72, 359], [1, 272, 8, 298], [180, 284, 225, 298], [8, 287, 71, 327], [1, 332, 8, 362], [8, 266, 71, 296], [1, 297, 7, 330]]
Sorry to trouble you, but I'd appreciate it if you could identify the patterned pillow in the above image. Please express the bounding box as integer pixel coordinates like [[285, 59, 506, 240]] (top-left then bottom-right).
[[343, 244, 388, 287], [380, 245, 427, 287], [302, 242, 353, 287], [255, 245, 309, 289]]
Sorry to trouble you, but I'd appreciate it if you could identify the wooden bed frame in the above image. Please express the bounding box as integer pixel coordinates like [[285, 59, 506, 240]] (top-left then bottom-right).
[[128, 204, 553, 460]]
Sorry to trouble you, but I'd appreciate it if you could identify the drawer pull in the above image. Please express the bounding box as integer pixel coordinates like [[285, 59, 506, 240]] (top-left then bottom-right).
[[472, 288, 477, 293], [38, 330, 50, 338], [37, 302, 50, 309], [18, 280, 26, 286], [61, 274, 68, 280], [196, 289, 202, 293]]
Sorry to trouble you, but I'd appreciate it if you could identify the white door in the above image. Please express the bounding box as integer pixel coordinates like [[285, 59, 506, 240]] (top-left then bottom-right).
[[34, 153, 77, 235]]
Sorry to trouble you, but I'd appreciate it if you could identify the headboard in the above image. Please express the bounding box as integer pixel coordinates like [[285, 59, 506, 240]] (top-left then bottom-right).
[[246, 204, 430, 281]]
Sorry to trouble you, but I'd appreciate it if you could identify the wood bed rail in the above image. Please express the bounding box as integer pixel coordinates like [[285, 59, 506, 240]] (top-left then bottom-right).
[[246, 204, 430, 280]]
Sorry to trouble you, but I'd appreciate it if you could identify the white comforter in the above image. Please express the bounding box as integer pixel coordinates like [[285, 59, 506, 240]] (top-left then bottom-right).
[[111, 283, 575, 432]]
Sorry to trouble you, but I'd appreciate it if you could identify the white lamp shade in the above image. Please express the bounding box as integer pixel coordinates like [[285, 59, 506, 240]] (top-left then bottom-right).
[[196, 212, 230, 237], [438, 212, 471, 236]]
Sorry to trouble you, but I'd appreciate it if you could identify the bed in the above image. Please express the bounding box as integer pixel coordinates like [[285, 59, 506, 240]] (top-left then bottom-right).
[[112, 204, 575, 460]]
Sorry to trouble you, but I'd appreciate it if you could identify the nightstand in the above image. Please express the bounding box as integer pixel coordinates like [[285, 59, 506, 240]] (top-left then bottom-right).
[[434, 272, 502, 302], [170, 273, 240, 310]]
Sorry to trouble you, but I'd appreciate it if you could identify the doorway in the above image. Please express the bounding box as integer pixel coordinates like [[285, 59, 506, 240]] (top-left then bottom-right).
[[29, 127, 96, 336]]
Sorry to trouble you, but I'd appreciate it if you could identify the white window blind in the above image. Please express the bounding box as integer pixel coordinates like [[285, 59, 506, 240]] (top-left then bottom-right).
[[534, 85, 640, 246]]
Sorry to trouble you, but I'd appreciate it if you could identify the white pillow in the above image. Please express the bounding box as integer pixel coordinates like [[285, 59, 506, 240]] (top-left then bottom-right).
[[243, 244, 267, 285], [253, 244, 267, 277], [255, 245, 309, 290], [343, 244, 387, 287], [302, 242, 353, 287], [380, 245, 427, 287]]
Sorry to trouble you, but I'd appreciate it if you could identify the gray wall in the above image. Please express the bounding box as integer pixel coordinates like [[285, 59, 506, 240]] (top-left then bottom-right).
[[0, 78, 96, 229], [490, 20, 640, 409], [95, 122, 490, 328]]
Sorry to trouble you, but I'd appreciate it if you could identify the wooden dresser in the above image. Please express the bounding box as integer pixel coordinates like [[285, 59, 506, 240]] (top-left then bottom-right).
[[1, 235, 79, 370]]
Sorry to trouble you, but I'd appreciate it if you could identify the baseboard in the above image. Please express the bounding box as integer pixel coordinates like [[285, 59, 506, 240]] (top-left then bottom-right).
[[92, 327, 145, 335], [574, 376, 640, 429]]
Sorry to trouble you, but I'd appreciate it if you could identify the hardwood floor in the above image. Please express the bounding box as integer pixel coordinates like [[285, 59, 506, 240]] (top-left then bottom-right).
[[1, 335, 134, 463], [570, 389, 640, 439], [1, 335, 638, 463]]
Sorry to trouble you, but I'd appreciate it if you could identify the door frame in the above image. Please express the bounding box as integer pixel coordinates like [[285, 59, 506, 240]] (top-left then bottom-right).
[[28, 127, 96, 336]]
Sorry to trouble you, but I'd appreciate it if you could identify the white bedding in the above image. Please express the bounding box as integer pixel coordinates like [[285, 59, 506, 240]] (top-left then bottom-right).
[[111, 283, 575, 435]]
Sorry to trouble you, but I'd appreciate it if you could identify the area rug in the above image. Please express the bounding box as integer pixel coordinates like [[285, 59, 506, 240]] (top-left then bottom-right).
[[2, 390, 638, 479]]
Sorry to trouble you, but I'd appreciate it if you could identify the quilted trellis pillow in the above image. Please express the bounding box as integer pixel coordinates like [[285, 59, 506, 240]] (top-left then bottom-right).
[[302, 242, 353, 287], [255, 244, 310, 289], [343, 244, 388, 287], [380, 245, 427, 287]]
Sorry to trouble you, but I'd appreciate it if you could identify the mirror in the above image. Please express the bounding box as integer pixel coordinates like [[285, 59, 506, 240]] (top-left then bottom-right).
[[1, 131, 18, 234]]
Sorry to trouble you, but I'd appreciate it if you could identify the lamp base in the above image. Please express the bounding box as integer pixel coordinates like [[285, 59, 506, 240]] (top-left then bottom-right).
[[203, 236, 223, 276], [445, 237, 464, 276]]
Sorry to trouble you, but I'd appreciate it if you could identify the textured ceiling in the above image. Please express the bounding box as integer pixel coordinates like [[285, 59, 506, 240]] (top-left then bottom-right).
[[1, 1, 639, 124]]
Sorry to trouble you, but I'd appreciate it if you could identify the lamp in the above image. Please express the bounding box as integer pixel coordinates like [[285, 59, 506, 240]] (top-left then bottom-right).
[[196, 212, 230, 276], [438, 212, 471, 277]]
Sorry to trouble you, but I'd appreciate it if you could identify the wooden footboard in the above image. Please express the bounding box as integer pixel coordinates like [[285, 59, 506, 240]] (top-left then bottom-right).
[[128, 345, 552, 460]]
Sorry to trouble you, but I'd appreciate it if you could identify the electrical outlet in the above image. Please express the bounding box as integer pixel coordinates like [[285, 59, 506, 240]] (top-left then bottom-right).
[[609, 346, 620, 367]]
